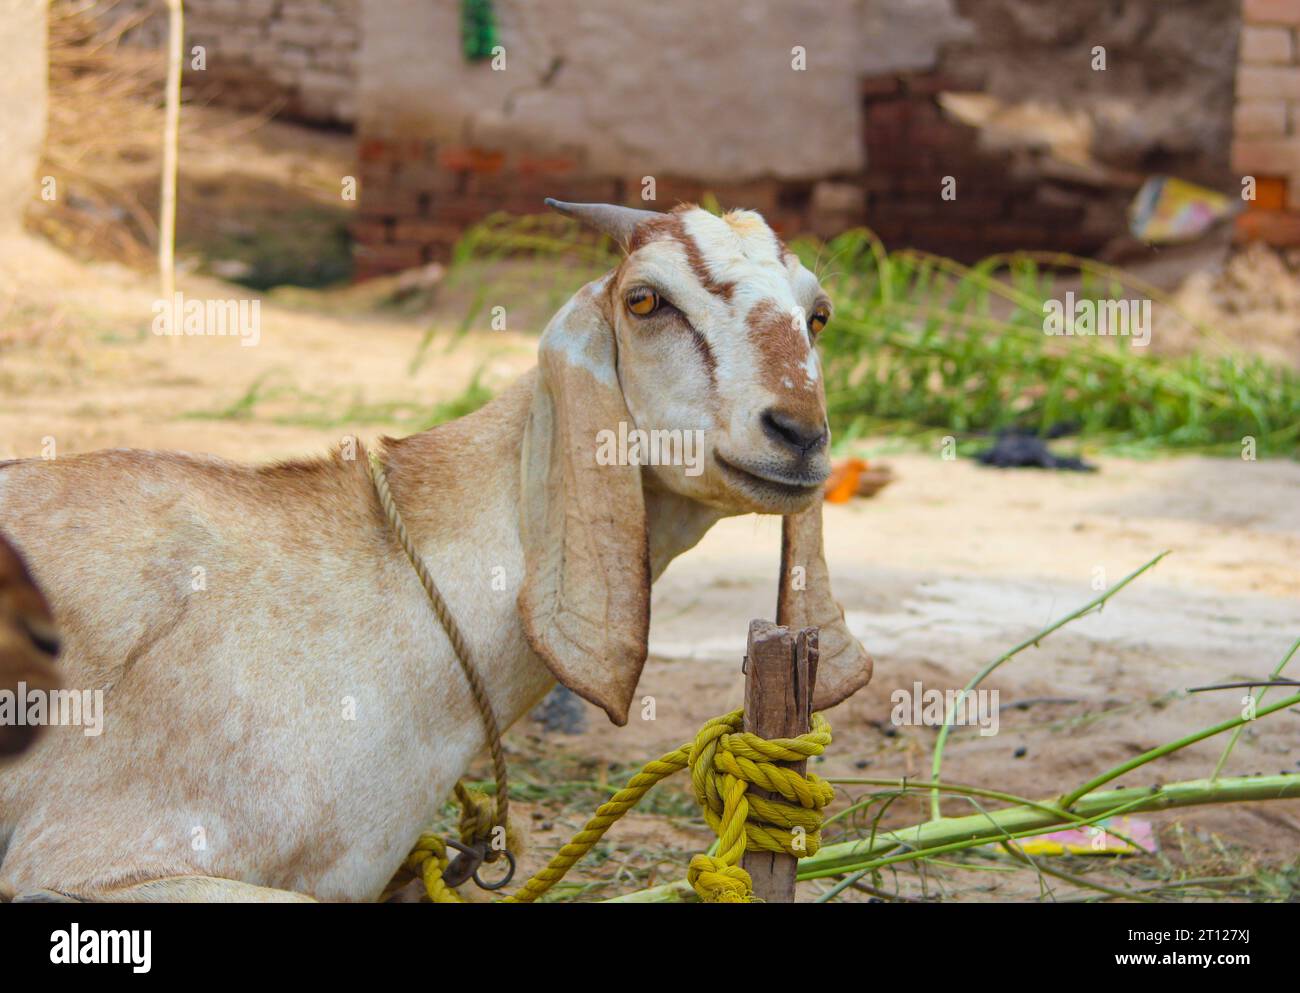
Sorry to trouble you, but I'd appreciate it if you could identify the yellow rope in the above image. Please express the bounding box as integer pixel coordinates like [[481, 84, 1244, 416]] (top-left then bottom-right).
[[506, 710, 834, 903], [380, 782, 506, 902]]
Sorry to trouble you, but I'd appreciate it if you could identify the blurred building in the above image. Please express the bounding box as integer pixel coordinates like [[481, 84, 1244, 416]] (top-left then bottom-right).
[[352, 0, 1242, 277], [80, 1, 1300, 278]]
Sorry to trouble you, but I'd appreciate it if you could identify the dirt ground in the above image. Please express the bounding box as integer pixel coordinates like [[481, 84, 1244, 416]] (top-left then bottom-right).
[[2, 227, 1297, 902]]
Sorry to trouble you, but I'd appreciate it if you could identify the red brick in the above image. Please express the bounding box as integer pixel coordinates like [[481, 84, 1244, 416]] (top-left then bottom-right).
[[1235, 99, 1289, 136], [392, 160, 461, 186], [1246, 174, 1289, 209], [358, 138, 391, 162], [430, 201, 495, 225], [709, 180, 782, 214], [352, 243, 424, 270], [903, 73, 962, 95], [392, 220, 465, 243], [1235, 208, 1300, 243], [894, 171, 958, 193], [909, 121, 978, 150], [1237, 65, 1300, 99], [349, 220, 394, 245], [956, 198, 1019, 219], [1244, 0, 1300, 26], [515, 154, 580, 177], [860, 75, 902, 98], [864, 220, 909, 242], [1232, 136, 1300, 173], [983, 222, 1057, 244], [1241, 24, 1294, 63], [438, 146, 506, 174], [540, 177, 621, 203], [867, 99, 912, 133], [357, 188, 423, 217], [860, 173, 897, 195]]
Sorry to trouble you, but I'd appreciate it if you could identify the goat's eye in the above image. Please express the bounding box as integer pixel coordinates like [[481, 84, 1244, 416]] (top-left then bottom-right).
[[626, 287, 660, 317], [809, 304, 831, 335]]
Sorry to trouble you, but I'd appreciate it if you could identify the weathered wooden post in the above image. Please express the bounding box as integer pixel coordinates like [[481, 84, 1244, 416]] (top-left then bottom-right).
[[740, 620, 819, 903]]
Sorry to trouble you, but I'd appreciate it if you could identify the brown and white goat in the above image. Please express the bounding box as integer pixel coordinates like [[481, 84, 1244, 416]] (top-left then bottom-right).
[[0, 534, 60, 759], [0, 201, 870, 901]]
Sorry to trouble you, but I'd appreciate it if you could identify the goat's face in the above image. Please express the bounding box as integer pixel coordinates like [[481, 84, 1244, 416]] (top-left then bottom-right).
[[607, 206, 832, 516], [520, 200, 871, 726]]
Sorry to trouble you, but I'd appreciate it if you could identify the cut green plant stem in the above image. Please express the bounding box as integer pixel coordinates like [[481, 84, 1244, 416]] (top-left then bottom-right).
[[928, 551, 1169, 819]]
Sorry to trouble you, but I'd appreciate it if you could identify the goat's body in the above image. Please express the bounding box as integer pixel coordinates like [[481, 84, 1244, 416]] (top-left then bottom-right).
[[0, 376, 569, 900], [0, 202, 873, 901]]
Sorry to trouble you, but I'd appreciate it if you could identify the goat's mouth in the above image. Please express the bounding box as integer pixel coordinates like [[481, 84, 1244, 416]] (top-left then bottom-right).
[[714, 452, 826, 502]]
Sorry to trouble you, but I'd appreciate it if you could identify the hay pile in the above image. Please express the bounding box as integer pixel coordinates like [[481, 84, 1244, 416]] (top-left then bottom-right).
[[26, 1, 170, 266]]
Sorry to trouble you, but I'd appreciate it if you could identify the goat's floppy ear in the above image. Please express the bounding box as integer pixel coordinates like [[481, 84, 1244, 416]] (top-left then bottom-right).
[[779, 502, 873, 711], [518, 281, 650, 726]]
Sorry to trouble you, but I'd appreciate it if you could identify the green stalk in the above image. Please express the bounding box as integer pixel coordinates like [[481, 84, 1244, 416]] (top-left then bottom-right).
[[829, 777, 1150, 855], [1210, 635, 1300, 780], [928, 551, 1169, 818], [607, 774, 1299, 903], [1058, 690, 1300, 807]]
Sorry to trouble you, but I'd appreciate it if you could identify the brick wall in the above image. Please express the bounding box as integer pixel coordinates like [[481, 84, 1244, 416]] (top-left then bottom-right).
[[352, 67, 1133, 278], [107, 0, 358, 126], [858, 72, 1121, 262], [1233, 0, 1300, 243], [350, 140, 856, 280]]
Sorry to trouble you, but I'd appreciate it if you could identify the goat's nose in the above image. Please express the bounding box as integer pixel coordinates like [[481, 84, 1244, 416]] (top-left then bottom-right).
[[761, 408, 828, 456]]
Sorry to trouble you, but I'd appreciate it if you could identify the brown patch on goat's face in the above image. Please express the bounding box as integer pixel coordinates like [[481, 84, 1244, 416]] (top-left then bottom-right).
[[745, 299, 826, 421], [683, 327, 718, 387], [628, 212, 736, 301]]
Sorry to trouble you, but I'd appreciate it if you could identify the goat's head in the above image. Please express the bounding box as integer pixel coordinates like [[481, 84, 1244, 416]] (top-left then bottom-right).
[[519, 200, 872, 725]]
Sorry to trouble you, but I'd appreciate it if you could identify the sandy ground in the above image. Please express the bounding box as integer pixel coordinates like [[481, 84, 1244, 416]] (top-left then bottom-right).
[[2, 233, 1298, 901]]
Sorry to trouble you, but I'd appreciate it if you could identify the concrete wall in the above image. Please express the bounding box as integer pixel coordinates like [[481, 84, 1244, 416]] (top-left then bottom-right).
[[360, 0, 866, 182], [0, 0, 48, 232]]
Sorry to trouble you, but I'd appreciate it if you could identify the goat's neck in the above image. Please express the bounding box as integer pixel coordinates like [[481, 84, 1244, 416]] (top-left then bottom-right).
[[643, 482, 727, 579], [379, 371, 726, 726]]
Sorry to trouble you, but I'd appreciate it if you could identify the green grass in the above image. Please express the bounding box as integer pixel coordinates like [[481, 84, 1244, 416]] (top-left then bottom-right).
[[796, 231, 1300, 457]]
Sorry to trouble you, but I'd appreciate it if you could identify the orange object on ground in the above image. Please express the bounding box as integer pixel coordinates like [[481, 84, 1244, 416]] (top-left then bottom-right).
[[824, 458, 895, 503]]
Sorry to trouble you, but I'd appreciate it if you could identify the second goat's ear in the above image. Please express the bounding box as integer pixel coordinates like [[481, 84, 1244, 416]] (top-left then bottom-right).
[[518, 279, 650, 726], [779, 501, 873, 711]]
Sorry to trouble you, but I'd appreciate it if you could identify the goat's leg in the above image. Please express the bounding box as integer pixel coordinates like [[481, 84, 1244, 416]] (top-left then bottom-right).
[[100, 876, 317, 902], [16, 875, 318, 903]]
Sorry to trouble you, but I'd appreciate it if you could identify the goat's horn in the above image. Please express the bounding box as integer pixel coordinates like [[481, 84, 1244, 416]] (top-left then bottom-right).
[[544, 198, 661, 250]]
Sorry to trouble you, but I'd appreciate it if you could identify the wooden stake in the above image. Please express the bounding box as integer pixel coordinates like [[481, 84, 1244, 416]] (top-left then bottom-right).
[[741, 619, 819, 903], [159, 0, 184, 306]]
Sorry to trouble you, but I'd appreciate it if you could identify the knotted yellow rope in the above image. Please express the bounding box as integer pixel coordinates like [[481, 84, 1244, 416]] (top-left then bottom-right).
[[393, 832, 464, 903], [506, 710, 834, 903], [381, 782, 504, 903]]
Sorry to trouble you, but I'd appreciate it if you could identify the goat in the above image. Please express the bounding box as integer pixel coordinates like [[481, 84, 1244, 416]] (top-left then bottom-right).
[[0, 533, 60, 758], [0, 201, 871, 902]]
